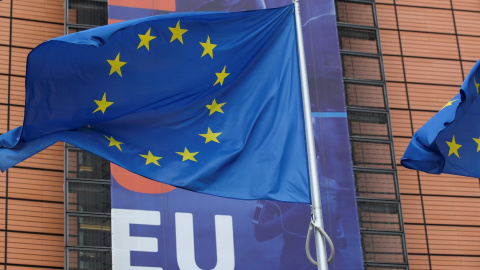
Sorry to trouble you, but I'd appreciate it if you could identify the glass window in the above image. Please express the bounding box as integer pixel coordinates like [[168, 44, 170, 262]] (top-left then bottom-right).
[[65, 2, 110, 269], [68, 0, 108, 26]]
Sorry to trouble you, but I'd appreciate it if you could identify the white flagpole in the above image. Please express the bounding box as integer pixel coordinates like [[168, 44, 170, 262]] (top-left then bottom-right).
[[293, 1, 329, 270]]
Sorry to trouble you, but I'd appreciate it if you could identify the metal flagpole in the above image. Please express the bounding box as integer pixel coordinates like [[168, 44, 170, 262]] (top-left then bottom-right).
[[293, 1, 329, 270]]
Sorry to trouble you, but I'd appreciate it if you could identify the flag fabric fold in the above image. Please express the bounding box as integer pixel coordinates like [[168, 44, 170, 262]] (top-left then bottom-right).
[[0, 4, 311, 203], [401, 60, 480, 178]]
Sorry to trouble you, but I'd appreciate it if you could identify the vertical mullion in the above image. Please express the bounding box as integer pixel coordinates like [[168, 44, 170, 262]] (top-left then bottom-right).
[[4, 0, 14, 267], [64, 1, 69, 268], [64, 144, 69, 270], [449, 0, 464, 80], [390, 1, 431, 269]]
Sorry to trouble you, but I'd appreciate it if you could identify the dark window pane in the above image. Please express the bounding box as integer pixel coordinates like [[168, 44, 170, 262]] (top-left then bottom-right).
[[358, 201, 400, 231], [68, 249, 112, 270], [355, 170, 397, 200], [348, 110, 390, 139], [68, 215, 111, 247], [351, 140, 393, 169], [362, 233, 406, 264], [68, 0, 108, 26], [67, 149, 111, 180], [346, 82, 386, 109], [343, 54, 382, 81], [339, 26, 378, 53], [68, 181, 111, 213], [337, 0, 375, 26]]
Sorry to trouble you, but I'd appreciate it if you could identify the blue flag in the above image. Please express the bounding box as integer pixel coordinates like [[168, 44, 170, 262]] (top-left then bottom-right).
[[0, 5, 311, 203], [402, 60, 480, 177]]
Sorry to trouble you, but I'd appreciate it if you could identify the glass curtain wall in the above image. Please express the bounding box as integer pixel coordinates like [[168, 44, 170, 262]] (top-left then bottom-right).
[[336, 0, 409, 269], [64, 1, 111, 269]]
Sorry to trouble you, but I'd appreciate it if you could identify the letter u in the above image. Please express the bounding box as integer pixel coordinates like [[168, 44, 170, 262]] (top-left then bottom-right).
[[175, 213, 235, 270]]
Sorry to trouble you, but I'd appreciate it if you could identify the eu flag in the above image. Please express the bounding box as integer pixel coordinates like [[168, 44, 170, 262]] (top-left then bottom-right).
[[0, 5, 311, 203], [402, 60, 480, 178]]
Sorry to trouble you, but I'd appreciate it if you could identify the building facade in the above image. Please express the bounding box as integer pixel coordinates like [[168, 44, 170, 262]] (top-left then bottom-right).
[[377, 0, 480, 268], [0, 0, 479, 269]]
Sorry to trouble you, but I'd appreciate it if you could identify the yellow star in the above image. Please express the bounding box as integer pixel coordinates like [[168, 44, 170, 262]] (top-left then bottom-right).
[[107, 53, 127, 77], [206, 99, 226, 116], [137, 28, 157, 50], [446, 135, 462, 158], [441, 99, 459, 110], [214, 65, 230, 86], [93, 92, 114, 114], [472, 137, 480, 152], [473, 137, 480, 152], [475, 77, 479, 96], [199, 36, 217, 58], [104, 135, 123, 151], [169, 20, 188, 44], [199, 127, 222, 143], [140, 151, 162, 166], [176, 147, 198, 162]]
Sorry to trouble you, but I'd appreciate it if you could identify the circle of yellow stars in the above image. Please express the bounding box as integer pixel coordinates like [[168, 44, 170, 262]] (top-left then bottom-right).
[[92, 20, 230, 168]]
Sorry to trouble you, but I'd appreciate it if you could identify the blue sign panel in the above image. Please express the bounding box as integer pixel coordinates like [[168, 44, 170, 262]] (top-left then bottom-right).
[[109, 0, 363, 269]]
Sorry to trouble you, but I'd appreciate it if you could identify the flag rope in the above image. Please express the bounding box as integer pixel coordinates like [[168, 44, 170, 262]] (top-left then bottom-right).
[[306, 217, 335, 265]]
